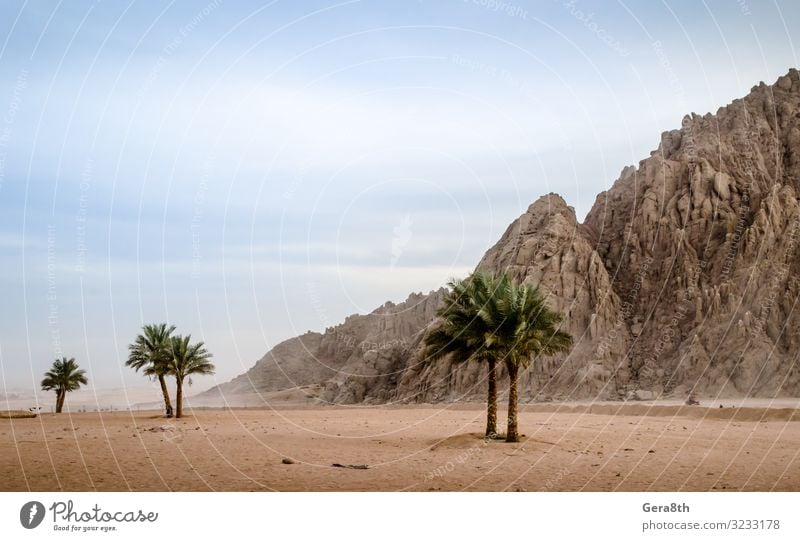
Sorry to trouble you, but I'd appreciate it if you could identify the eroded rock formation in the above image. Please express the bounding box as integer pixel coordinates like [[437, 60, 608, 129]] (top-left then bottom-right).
[[205, 69, 800, 403]]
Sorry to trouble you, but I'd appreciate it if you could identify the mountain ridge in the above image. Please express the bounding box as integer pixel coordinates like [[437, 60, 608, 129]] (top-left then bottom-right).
[[203, 68, 800, 404]]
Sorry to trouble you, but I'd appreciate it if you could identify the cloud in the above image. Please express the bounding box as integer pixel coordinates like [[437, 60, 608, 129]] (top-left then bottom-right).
[[114, 77, 576, 176]]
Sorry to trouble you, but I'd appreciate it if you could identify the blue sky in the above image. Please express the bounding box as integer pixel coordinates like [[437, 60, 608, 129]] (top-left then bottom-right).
[[1, 0, 799, 394]]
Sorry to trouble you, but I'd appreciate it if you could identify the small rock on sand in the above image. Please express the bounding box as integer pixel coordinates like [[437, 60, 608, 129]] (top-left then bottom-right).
[[282, 458, 295, 464]]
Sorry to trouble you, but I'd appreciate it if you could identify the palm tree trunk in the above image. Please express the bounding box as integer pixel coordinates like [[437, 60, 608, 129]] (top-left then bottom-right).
[[485, 358, 498, 438], [55, 389, 64, 414], [158, 374, 173, 418], [506, 363, 519, 443], [175, 378, 183, 419]]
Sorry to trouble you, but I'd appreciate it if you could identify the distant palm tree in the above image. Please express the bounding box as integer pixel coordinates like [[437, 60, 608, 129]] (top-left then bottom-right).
[[425, 272, 503, 438], [167, 335, 215, 418], [127, 323, 176, 418], [41, 357, 88, 413], [489, 274, 572, 442]]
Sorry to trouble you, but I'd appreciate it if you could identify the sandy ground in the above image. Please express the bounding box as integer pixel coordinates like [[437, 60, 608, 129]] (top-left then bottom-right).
[[1, 387, 175, 413], [1, 404, 799, 491]]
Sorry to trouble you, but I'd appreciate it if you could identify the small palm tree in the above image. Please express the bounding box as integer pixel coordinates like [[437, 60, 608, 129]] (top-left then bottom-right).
[[127, 323, 176, 418], [167, 335, 215, 418], [425, 272, 503, 438], [41, 357, 88, 413], [490, 274, 572, 442]]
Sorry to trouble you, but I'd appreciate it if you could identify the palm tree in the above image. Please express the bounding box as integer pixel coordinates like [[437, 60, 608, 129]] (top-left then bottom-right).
[[167, 335, 215, 418], [489, 274, 572, 442], [41, 357, 88, 413], [424, 272, 503, 438], [127, 324, 176, 418]]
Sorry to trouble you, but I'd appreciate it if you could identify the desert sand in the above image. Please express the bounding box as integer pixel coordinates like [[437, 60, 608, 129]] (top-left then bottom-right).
[[2, 403, 799, 491]]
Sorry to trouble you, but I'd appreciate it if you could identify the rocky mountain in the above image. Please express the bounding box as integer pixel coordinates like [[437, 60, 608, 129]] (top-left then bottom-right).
[[204, 68, 800, 404]]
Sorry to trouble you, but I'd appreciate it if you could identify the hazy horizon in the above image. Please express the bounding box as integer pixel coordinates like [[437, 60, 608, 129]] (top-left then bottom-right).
[[2, 0, 800, 393]]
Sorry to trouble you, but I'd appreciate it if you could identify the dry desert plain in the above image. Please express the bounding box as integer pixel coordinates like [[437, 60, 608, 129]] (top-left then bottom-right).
[[2, 403, 800, 491]]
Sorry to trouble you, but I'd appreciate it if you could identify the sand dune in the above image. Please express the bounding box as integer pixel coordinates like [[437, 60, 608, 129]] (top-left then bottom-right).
[[2, 403, 799, 491]]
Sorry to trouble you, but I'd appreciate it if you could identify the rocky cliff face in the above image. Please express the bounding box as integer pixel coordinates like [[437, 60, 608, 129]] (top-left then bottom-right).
[[583, 68, 800, 398], [205, 69, 800, 403], [205, 290, 448, 404]]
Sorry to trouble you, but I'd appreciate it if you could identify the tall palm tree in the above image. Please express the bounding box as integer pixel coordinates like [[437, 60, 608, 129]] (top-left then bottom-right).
[[127, 323, 176, 418], [167, 335, 215, 418], [424, 272, 503, 438], [41, 357, 88, 413], [489, 275, 573, 442]]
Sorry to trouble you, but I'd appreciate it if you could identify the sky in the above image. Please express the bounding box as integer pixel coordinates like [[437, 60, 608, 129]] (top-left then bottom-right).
[[1, 0, 799, 396]]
